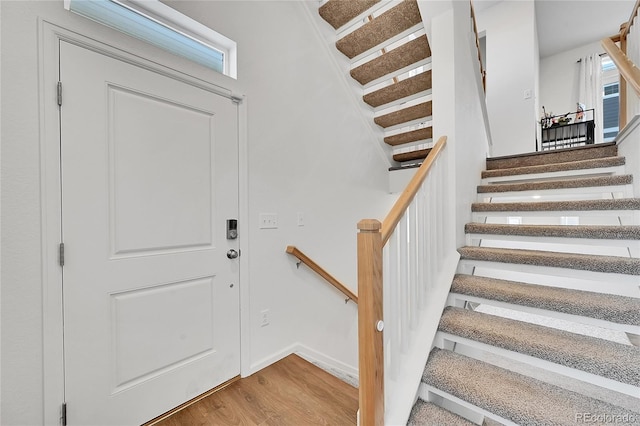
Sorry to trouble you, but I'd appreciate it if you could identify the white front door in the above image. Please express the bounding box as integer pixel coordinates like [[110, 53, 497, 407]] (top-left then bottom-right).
[[60, 41, 240, 425]]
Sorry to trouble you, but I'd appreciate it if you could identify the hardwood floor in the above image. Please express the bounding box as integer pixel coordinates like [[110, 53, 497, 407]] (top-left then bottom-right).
[[151, 355, 359, 425]]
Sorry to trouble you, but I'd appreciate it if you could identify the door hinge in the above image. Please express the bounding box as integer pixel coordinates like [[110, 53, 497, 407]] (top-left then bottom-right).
[[61, 402, 67, 426], [59, 243, 65, 267], [57, 81, 63, 106]]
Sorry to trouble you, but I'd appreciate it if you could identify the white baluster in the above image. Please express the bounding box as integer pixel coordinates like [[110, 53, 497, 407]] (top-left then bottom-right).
[[409, 201, 419, 329], [399, 214, 409, 353]]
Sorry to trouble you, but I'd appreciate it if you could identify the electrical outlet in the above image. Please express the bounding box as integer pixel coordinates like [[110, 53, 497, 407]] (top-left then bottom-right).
[[259, 213, 278, 229], [260, 309, 270, 327]]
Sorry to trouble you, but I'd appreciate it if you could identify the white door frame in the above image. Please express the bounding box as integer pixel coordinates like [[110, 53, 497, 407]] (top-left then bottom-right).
[[39, 18, 250, 425]]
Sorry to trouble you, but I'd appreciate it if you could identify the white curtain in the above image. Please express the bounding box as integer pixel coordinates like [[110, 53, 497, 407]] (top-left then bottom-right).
[[578, 54, 603, 143]]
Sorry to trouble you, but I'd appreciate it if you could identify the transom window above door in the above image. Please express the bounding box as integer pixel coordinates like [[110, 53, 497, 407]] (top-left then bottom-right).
[[64, 0, 237, 78]]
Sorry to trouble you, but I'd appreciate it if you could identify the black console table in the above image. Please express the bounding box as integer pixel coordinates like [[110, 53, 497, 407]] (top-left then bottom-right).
[[539, 109, 595, 151]]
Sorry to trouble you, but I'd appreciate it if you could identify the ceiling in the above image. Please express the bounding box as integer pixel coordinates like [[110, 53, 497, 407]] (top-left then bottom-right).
[[474, 0, 635, 58]]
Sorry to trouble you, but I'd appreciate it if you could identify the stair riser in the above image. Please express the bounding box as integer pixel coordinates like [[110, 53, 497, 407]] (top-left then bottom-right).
[[446, 293, 640, 335], [466, 235, 640, 257], [485, 143, 618, 170], [393, 143, 433, 160], [471, 212, 640, 227], [477, 184, 634, 201], [358, 57, 431, 90], [417, 385, 518, 426], [481, 166, 626, 185], [363, 61, 431, 94], [340, 23, 424, 64], [364, 71, 432, 108], [457, 259, 640, 287], [371, 89, 432, 112], [383, 116, 432, 134], [435, 332, 639, 397], [478, 174, 633, 194], [473, 199, 640, 213]]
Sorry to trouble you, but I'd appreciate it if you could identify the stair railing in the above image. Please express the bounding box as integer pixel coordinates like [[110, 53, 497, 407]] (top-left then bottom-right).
[[602, 0, 640, 129], [285, 246, 358, 303], [470, 0, 486, 92], [357, 135, 452, 425]]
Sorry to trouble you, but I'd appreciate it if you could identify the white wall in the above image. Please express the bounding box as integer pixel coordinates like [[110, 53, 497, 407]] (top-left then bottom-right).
[[477, 0, 538, 156], [1, 1, 394, 424], [539, 40, 603, 117], [427, 0, 491, 248]]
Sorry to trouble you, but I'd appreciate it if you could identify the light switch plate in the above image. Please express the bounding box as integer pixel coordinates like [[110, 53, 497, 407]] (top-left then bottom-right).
[[259, 213, 278, 229]]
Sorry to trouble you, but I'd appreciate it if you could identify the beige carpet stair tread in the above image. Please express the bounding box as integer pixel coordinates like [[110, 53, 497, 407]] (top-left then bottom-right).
[[407, 400, 476, 426], [351, 35, 430, 85], [335, 0, 422, 59], [439, 307, 640, 386], [458, 246, 640, 275], [471, 198, 640, 212], [393, 148, 431, 163], [482, 156, 625, 179], [374, 101, 431, 128], [385, 127, 432, 146], [450, 274, 640, 326], [363, 70, 431, 107], [485, 142, 618, 170], [477, 174, 632, 193], [423, 348, 639, 426], [465, 223, 640, 240], [319, 0, 380, 30]]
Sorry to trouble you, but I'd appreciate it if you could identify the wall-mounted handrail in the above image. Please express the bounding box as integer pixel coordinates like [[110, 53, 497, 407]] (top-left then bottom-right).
[[470, 0, 486, 91], [286, 245, 358, 303], [381, 136, 448, 244], [357, 135, 449, 425]]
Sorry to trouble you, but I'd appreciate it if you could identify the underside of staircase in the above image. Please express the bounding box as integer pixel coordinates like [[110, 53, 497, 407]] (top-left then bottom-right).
[[409, 143, 640, 425], [318, 0, 433, 167]]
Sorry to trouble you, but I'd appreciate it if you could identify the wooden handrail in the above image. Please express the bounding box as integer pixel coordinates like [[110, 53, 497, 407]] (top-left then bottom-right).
[[611, 0, 640, 130], [285, 246, 358, 303], [470, 0, 486, 91], [381, 136, 447, 245], [622, 0, 640, 38], [601, 37, 640, 98]]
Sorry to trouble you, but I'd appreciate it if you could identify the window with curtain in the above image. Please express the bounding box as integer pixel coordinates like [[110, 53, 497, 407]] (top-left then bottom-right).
[[601, 56, 619, 142]]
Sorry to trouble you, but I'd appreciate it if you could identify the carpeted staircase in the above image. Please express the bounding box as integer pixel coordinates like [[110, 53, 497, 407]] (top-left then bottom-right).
[[317, 0, 433, 166], [409, 143, 640, 425]]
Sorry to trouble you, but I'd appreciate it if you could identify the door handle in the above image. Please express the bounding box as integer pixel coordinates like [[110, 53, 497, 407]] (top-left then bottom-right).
[[226, 249, 239, 259]]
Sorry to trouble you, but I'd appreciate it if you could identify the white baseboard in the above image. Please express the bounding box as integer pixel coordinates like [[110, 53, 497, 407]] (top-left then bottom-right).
[[247, 343, 299, 376], [247, 343, 359, 388], [295, 344, 359, 387]]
